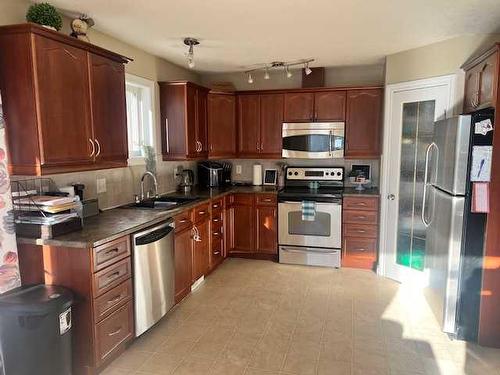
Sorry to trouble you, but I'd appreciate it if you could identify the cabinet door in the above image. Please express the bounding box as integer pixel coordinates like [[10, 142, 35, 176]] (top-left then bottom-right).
[[159, 83, 188, 159], [193, 219, 210, 281], [237, 95, 260, 157], [314, 91, 346, 121], [345, 89, 382, 159], [34, 35, 93, 167], [90, 53, 128, 166], [260, 94, 284, 157], [256, 205, 277, 254], [208, 93, 236, 158], [174, 228, 193, 303], [478, 52, 497, 109], [463, 68, 480, 113], [229, 199, 255, 253], [196, 88, 209, 157], [186, 84, 199, 157], [284, 92, 314, 122]]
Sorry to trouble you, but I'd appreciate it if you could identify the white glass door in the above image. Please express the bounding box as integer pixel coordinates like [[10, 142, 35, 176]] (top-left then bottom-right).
[[379, 76, 455, 284]]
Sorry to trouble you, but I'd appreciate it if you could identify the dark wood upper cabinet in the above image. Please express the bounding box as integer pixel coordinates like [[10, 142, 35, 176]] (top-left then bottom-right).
[[90, 53, 128, 167], [463, 48, 498, 113], [314, 91, 346, 121], [344, 89, 383, 159], [284, 92, 314, 122], [208, 93, 236, 158], [159, 81, 208, 160], [0, 23, 129, 175], [259, 94, 284, 157], [237, 94, 260, 157]]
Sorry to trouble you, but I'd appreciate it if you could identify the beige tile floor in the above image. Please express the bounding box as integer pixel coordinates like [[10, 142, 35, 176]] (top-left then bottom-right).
[[103, 259, 500, 375]]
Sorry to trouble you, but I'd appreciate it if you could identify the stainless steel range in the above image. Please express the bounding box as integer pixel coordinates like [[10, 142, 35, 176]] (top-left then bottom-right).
[[278, 167, 343, 267]]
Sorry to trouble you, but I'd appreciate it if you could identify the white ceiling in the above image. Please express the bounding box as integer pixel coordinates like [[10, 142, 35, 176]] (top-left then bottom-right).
[[50, 0, 500, 73]]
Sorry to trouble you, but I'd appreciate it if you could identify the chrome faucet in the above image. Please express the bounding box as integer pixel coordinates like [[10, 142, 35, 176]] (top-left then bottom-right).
[[140, 171, 159, 200]]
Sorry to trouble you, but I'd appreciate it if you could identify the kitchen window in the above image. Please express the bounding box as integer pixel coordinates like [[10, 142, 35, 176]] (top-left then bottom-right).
[[125, 74, 155, 162]]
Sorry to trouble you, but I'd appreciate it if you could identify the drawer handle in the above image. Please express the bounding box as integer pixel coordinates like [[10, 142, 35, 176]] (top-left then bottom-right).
[[213, 218, 220, 222], [105, 248, 119, 255], [213, 232, 220, 236], [213, 251, 221, 255], [213, 204, 219, 208], [107, 271, 121, 280], [356, 229, 366, 233], [263, 198, 272, 202], [179, 219, 189, 223], [198, 210, 206, 215], [355, 248, 366, 251], [355, 216, 367, 219], [108, 327, 122, 336], [353, 202, 367, 206], [107, 294, 123, 305]]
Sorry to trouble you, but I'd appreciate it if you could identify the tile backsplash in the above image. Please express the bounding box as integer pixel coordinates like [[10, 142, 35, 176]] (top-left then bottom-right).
[[230, 158, 380, 187]]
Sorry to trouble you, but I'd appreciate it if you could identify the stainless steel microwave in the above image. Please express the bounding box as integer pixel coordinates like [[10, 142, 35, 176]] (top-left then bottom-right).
[[282, 122, 345, 159]]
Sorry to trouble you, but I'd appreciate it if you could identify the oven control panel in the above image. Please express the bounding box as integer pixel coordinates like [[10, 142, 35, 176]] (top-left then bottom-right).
[[286, 167, 344, 181]]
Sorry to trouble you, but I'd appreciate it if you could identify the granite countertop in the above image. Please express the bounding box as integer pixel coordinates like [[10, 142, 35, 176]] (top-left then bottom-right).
[[342, 187, 380, 197], [16, 185, 280, 249]]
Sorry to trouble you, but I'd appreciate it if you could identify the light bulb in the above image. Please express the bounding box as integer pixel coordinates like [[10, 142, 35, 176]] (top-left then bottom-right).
[[247, 73, 254, 84], [264, 68, 270, 80], [304, 62, 312, 75], [187, 55, 195, 69], [285, 66, 292, 78]]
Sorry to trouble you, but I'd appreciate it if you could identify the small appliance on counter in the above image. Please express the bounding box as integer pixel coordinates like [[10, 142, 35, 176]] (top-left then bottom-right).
[[198, 161, 232, 187], [177, 169, 194, 192], [253, 164, 262, 185]]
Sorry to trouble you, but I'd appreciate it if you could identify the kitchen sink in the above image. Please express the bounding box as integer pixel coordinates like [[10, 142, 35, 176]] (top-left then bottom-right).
[[120, 195, 200, 210]]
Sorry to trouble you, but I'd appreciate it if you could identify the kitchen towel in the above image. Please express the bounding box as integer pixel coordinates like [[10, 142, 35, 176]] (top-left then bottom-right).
[[302, 201, 316, 221]]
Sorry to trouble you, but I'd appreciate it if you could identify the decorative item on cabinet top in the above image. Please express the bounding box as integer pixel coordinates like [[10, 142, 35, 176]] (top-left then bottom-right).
[[25, 2, 63, 31]]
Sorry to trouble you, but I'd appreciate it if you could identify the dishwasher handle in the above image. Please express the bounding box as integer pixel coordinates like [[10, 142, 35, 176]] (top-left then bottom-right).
[[135, 221, 174, 246]]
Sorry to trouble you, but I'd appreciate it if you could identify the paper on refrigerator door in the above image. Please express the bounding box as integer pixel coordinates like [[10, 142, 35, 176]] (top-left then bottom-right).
[[470, 146, 492, 182], [471, 182, 489, 213], [474, 119, 493, 135]]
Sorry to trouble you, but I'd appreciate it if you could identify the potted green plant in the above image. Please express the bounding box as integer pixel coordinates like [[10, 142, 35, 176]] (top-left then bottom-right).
[[26, 2, 63, 31]]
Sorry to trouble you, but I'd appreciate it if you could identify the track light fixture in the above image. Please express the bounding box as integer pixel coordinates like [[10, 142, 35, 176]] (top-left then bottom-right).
[[184, 37, 199, 69], [244, 58, 314, 84], [304, 62, 312, 75]]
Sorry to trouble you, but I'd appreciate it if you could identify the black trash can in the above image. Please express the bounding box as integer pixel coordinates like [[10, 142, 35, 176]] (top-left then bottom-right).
[[0, 285, 73, 375]]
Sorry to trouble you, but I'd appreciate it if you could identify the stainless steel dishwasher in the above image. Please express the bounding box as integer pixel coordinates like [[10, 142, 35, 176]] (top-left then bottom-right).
[[132, 219, 175, 336]]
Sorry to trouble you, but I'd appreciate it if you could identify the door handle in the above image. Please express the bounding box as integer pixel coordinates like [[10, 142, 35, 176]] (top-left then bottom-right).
[[387, 194, 395, 201], [95, 139, 101, 157], [328, 130, 333, 156], [89, 138, 95, 157], [165, 118, 170, 153], [422, 142, 437, 227]]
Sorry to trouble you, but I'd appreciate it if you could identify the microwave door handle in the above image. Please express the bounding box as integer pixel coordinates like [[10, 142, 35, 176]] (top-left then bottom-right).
[[329, 130, 333, 157]]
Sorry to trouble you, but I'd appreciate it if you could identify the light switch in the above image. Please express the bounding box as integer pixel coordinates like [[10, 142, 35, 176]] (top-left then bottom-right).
[[97, 178, 107, 194], [236, 165, 242, 174]]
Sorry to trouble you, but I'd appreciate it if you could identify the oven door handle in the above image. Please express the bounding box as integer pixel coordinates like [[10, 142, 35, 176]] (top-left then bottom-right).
[[281, 247, 340, 255], [279, 200, 342, 205]]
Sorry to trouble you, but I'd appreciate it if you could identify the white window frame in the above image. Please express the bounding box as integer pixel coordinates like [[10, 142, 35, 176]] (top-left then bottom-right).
[[125, 73, 156, 165]]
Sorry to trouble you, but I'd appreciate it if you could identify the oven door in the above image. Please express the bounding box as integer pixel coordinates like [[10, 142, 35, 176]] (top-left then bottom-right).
[[278, 200, 342, 248], [282, 123, 344, 159]]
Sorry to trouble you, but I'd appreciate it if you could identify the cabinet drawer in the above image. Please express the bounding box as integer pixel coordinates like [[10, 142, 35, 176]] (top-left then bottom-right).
[[93, 236, 130, 272], [343, 223, 377, 238], [212, 237, 224, 257], [94, 279, 132, 322], [344, 237, 377, 258], [95, 301, 133, 366], [256, 194, 277, 206], [193, 203, 210, 223], [211, 210, 224, 225], [93, 258, 131, 297], [233, 193, 254, 205], [212, 225, 223, 240], [343, 210, 378, 225], [174, 210, 192, 233], [211, 197, 224, 212], [343, 196, 379, 211]]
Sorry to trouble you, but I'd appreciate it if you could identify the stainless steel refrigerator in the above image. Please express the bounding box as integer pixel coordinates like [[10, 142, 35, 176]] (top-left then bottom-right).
[[424, 109, 494, 341]]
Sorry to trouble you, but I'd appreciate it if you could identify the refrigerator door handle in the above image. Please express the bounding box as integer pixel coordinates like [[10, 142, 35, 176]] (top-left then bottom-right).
[[422, 142, 437, 227]]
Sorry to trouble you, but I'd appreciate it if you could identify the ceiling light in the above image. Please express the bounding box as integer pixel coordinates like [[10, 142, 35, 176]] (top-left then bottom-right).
[[184, 37, 199, 69], [264, 67, 270, 80], [304, 62, 312, 75], [247, 73, 254, 84], [285, 65, 293, 78]]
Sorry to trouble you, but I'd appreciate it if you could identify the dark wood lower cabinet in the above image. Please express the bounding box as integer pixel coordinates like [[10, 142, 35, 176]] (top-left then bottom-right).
[[228, 193, 277, 257], [192, 218, 210, 282], [174, 226, 193, 304]]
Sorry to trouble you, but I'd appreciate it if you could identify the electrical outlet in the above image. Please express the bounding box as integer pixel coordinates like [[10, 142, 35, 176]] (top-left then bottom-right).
[[97, 178, 107, 194], [236, 165, 242, 174]]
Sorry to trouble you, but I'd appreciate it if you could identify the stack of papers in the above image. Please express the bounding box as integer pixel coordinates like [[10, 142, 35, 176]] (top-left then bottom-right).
[[13, 195, 80, 226]]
